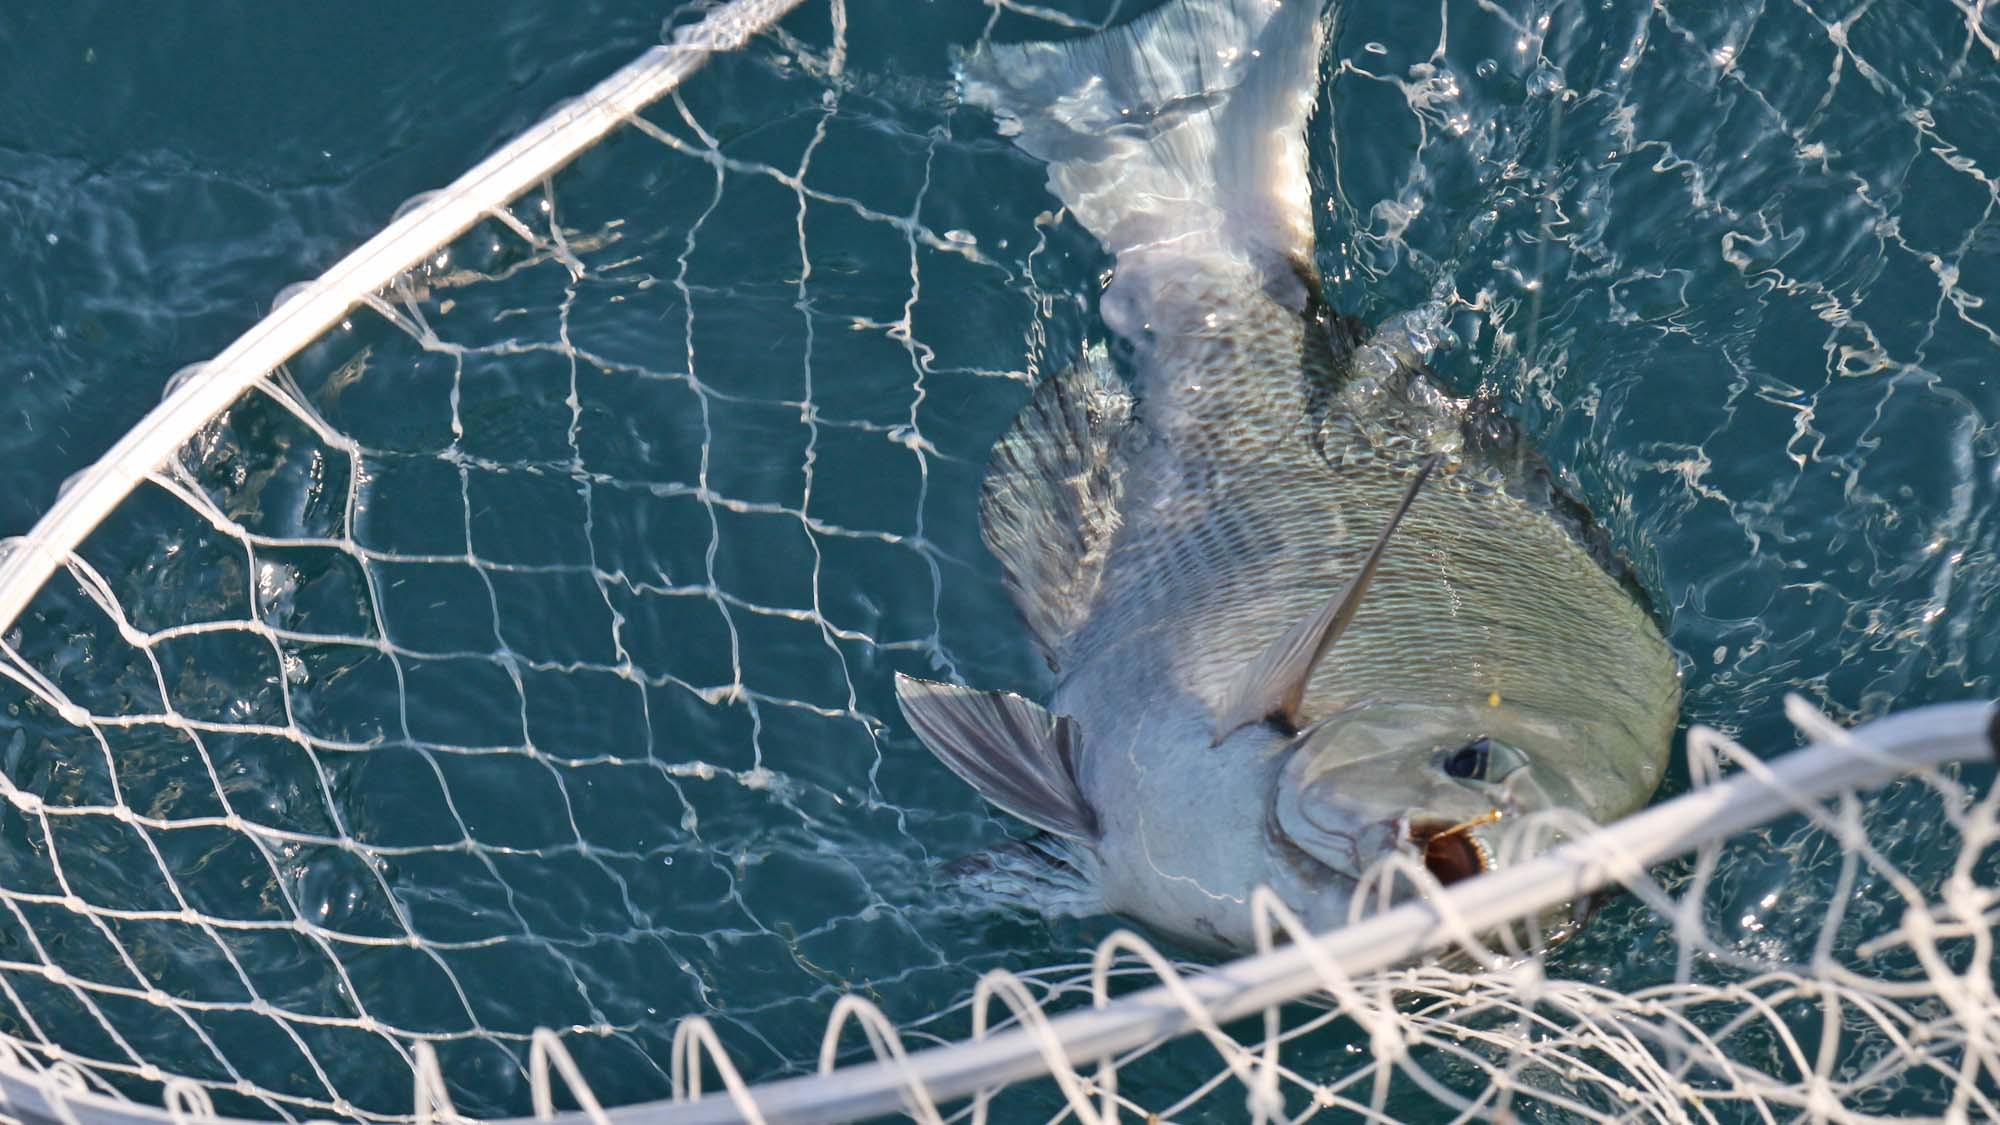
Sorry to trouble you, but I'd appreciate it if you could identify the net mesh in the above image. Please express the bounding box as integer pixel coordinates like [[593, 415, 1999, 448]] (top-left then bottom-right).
[[0, 0, 1995, 1121]]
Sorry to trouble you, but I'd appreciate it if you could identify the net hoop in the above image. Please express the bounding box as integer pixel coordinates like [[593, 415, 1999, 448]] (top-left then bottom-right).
[[0, 698, 1984, 1125], [0, 0, 809, 644]]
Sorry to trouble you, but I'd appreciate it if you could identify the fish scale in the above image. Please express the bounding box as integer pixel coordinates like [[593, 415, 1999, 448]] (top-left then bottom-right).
[[1073, 274, 1671, 757]]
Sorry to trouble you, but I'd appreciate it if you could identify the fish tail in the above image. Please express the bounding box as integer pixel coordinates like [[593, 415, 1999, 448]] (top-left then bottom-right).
[[958, 0, 1324, 301]]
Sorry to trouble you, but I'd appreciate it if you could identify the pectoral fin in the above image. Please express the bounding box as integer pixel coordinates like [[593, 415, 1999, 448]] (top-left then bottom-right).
[[1212, 457, 1438, 744], [895, 674, 1100, 841]]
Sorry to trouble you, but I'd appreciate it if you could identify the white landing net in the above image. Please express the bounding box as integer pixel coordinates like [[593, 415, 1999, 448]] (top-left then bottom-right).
[[0, 0, 1994, 1122]]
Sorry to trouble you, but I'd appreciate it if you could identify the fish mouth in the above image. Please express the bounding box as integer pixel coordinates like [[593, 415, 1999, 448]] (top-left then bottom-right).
[[1413, 813, 1499, 886]]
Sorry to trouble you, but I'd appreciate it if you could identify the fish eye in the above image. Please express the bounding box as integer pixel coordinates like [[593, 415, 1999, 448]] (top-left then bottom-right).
[[1442, 737, 1492, 780]]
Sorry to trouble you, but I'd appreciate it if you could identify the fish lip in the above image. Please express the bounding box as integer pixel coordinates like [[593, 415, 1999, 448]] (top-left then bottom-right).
[[1411, 816, 1498, 886]]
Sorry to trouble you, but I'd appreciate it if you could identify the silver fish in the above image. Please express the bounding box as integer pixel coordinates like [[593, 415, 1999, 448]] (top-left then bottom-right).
[[898, 0, 1680, 954]]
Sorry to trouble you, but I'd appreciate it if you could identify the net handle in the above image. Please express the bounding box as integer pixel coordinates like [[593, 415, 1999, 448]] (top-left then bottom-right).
[[0, 0, 808, 639], [0, 698, 1987, 1125]]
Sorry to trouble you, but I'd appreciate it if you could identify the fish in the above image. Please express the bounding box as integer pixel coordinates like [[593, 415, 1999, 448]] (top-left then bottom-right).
[[896, 0, 1681, 955]]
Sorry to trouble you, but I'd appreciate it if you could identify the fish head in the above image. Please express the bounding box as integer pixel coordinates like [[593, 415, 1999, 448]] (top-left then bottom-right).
[[1271, 703, 1587, 893]]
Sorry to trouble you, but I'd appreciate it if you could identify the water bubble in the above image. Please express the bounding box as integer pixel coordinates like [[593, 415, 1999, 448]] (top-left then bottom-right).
[[163, 362, 210, 401], [299, 851, 367, 927], [390, 190, 442, 224], [258, 559, 302, 628], [272, 281, 315, 313], [1475, 59, 1498, 79]]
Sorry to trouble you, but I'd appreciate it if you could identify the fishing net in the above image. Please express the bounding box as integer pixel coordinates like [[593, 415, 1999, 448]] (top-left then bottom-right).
[[0, 0, 1995, 1121]]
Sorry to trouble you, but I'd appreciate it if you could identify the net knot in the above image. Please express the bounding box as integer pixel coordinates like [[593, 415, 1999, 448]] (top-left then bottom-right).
[[1368, 1020, 1407, 1063], [1244, 1081, 1284, 1120]]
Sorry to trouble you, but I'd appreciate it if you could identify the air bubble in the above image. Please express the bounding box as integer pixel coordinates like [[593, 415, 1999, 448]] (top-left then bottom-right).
[[257, 558, 301, 626], [1527, 63, 1566, 97], [272, 281, 316, 313], [54, 467, 89, 502], [163, 362, 212, 401], [391, 190, 443, 223], [1475, 59, 1498, 79], [299, 852, 368, 927]]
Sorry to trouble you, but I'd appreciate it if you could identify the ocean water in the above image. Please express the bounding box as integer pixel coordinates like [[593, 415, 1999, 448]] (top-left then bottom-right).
[[0, 0, 1996, 1120]]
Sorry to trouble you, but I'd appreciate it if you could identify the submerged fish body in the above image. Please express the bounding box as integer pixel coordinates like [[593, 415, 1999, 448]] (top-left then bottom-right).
[[898, 0, 1680, 954]]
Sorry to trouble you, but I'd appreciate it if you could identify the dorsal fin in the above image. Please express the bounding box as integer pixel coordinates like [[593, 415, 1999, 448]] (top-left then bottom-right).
[[1211, 457, 1439, 744], [895, 674, 1100, 841], [979, 348, 1134, 670]]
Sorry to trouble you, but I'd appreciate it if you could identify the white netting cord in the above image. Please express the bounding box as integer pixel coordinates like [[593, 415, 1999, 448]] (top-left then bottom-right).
[[965, 972, 1110, 1125], [582, 700, 1992, 1125], [0, 0, 814, 639], [0, 0, 1993, 1123], [0, 0, 882, 1118], [15, 405, 1996, 1125], [0, 0, 1038, 1115], [666, 1020, 765, 1125], [527, 1032, 612, 1125]]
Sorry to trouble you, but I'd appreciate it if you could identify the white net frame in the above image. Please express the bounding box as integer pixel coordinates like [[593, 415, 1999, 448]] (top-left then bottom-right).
[[0, 0, 810, 638], [0, 0, 1995, 1122]]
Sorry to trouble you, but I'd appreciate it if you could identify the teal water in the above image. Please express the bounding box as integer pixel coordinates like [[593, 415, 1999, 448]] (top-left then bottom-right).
[[0, 0, 1997, 1120]]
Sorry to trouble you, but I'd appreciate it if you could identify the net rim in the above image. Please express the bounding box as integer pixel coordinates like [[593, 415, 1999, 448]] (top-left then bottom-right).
[[0, 0, 809, 643], [0, 697, 1984, 1125]]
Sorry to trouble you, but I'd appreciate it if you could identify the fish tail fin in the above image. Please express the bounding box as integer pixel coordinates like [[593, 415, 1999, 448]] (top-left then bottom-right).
[[958, 0, 1323, 296]]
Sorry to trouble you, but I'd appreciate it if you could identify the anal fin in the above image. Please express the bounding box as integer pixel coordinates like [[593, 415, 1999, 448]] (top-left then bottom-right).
[[895, 674, 1099, 841]]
